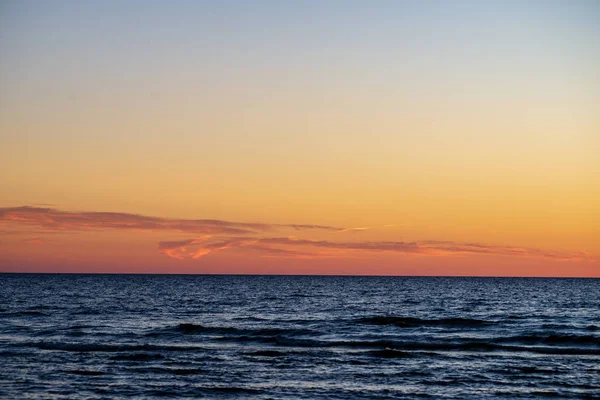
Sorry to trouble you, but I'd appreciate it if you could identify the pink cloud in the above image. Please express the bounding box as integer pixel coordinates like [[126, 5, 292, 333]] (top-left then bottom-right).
[[22, 237, 45, 245], [2, 206, 590, 264], [157, 236, 591, 262], [0, 206, 340, 235]]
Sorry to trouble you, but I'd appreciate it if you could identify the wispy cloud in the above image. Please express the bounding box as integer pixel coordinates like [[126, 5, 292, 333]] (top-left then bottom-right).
[[336, 227, 371, 233], [157, 236, 342, 260], [0, 206, 340, 235], [22, 237, 45, 245], [2, 206, 590, 264], [336, 224, 409, 233], [244, 244, 320, 258], [158, 235, 214, 259], [156, 236, 591, 262]]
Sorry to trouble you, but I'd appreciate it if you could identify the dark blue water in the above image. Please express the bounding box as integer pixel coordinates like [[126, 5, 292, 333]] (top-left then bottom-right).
[[1, 274, 599, 399]]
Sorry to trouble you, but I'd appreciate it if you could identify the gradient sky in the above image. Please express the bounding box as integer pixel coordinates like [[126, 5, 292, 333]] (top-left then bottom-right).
[[1, 1, 598, 276]]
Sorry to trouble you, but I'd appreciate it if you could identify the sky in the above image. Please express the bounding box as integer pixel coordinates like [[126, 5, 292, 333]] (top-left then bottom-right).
[[1, 1, 598, 276]]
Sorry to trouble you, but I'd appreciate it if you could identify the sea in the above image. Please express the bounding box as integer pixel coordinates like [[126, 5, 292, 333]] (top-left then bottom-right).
[[0, 274, 599, 399]]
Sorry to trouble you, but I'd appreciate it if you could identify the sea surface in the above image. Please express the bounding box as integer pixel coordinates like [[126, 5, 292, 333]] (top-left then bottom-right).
[[0, 274, 599, 399]]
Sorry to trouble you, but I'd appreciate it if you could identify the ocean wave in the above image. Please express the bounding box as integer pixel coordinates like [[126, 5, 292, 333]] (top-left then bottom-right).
[[72, 309, 103, 315], [502, 366, 561, 375], [274, 336, 326, 347], [130, 367, 205, 375], [198, 386, 263, 394], [150, 323, 318, 338], [36, 328, 594, 357], [586, 325, 599, 331], [1, 311, 49, 317], [377, 340, 600, 355], [215, 334, 277, 344], [270, 337, 600, 355], [143, 386, 265, 396], [244, 350, 287, 357], [23, 341, 207, 353], [198, 387, 265, 395], [0, 349, 34, 357], [369, 348, 413, 358], [109, 353, 166, 361], [357, 316, 492, 328], [65, 370, 105, 376], [497, 333, 600, 347]]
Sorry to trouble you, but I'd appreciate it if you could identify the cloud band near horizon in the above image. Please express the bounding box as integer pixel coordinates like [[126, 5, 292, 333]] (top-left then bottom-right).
[[1, 206, 591, 263], [158, 236, 591, 262], [0, 206, 341, 235]]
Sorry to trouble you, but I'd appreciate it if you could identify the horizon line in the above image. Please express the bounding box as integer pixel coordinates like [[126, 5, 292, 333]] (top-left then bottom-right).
[[0, 272, 597, 279]]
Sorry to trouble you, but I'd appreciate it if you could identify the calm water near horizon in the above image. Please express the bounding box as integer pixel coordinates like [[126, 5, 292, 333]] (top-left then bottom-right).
[[1, 274, 599, 399]]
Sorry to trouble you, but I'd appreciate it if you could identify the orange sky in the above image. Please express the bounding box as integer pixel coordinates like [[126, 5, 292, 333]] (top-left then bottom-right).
[[1, 2, 598, 276]]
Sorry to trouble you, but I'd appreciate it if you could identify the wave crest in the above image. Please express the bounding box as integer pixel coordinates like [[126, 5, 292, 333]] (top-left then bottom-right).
[[358, 316, 491, 328]]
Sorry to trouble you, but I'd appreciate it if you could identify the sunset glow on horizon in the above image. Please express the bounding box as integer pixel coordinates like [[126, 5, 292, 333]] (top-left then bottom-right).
[[1, 1, 598, 276]]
